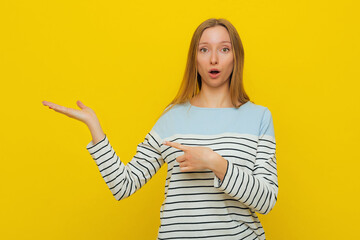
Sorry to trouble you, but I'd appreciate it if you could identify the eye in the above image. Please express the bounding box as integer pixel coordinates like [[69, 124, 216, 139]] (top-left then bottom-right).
[[199, 48, 207, 53], [222, 47, 230, 53]]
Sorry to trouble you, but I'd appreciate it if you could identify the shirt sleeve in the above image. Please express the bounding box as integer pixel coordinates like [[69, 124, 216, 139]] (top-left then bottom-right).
[[213, 107, 278, 215], [86, 129, 165, 201]]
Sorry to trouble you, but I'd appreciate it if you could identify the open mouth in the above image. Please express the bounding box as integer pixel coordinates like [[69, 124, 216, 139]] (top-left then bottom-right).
[[209, 70, 220, 78]]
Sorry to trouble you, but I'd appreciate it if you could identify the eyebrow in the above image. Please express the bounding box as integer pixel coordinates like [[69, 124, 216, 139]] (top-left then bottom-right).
[[199, 41, 231, 45]]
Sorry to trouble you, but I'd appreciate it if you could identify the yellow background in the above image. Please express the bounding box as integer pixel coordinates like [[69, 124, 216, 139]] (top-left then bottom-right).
[[1, 0, 359, 239]]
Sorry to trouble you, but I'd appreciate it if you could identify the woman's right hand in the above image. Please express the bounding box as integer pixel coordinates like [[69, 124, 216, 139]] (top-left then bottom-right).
[[42, 100, 99, 126]]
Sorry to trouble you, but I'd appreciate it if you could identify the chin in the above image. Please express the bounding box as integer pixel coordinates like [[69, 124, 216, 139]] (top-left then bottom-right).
[[203, 79, 228, 87]]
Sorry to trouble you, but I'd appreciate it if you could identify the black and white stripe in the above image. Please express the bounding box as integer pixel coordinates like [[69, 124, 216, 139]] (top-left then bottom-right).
[[86, 129, 165, 200], [156, 132, 275, 240], [214, 134, 278, 215], [86, 112, 277, 240]]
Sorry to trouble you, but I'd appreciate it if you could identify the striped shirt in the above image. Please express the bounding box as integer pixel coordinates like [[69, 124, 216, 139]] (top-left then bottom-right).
[[86, 100, 278, 240]]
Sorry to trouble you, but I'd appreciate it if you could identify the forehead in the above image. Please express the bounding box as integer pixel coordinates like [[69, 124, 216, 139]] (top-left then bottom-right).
[[199, 26, 231, 45]]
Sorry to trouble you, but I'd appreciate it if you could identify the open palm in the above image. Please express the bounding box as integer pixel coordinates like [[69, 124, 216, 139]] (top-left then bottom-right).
[[42, 100, 98, 126]]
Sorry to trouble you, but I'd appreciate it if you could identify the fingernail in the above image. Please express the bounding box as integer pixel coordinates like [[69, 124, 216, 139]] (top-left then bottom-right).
[[49, 107, 52, 109], [162, 141, 167, 144]]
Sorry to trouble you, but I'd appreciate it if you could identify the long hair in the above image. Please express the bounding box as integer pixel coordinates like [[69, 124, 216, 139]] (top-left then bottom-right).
[[158, 18, 251, 118]]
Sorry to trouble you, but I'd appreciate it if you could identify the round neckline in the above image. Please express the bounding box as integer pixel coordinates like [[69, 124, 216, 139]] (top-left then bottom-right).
[[186, 100, 250, 110]]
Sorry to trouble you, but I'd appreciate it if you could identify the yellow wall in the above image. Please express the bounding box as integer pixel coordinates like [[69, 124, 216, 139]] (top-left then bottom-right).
[[1, 0, 359, 239]]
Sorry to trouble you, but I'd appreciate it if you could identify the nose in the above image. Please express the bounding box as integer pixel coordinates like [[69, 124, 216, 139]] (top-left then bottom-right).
[[210, 51, 218, 65]]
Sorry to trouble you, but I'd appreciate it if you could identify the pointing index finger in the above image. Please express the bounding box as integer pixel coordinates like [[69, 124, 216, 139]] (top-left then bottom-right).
[[163, 141, 188, 151]]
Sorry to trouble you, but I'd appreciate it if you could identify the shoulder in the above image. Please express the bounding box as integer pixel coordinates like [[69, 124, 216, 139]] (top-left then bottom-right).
[[246, 100, 268, 111], [244, 101, 275, 136], [242, 101, 271, 120], [151, 102, 185, 139], [247, 102, 275, 137], [250, 102, 273, 122]]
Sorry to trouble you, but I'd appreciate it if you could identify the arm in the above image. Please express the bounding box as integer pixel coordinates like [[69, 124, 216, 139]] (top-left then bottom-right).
[[86, 129, 165, 201], [212, 108, 278, 215]]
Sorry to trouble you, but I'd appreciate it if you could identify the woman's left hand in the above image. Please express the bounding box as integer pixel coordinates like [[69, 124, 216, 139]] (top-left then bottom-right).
[[162, 140, 219, 172]]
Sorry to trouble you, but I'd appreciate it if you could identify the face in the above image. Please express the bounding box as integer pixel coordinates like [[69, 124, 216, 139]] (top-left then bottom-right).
[[197, 25, 234, 88]]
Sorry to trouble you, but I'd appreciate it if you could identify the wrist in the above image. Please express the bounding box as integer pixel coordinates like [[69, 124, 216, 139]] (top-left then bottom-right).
[[208, 152, 224, 171], [86, 119, 101, 129], [208, 153, 228, 182]]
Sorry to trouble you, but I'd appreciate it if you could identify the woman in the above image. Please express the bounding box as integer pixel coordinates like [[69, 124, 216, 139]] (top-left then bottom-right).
[[42, 18, 278, 240]]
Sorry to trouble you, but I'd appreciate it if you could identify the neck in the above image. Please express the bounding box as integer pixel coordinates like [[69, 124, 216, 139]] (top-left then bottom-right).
[[192, 88, 234, 108]]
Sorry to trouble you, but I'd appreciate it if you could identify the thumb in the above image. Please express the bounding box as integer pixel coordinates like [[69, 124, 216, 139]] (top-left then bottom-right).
[[77, 100, 87, 109]]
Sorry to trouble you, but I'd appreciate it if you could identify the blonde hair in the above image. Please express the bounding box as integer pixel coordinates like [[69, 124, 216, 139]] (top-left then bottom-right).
[[159, 18, 251, 119]]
